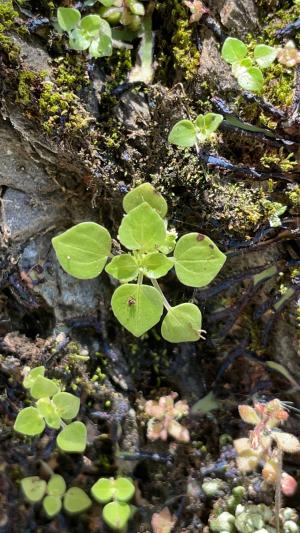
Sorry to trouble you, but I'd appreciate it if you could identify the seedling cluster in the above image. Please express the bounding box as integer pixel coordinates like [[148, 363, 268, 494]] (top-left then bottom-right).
[[52, 183, 226, 343], [91, 476, 135, 530], [56, 1, 145, 58], [221, 37, 278, 93], [14, 366, 87, 453]]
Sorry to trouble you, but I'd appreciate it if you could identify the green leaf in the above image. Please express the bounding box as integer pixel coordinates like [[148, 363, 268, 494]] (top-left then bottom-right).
[[52, 222, 112, 280], [102, 501, 131, 530], [99, 0, 115, 6], [174, 233, 226, 287], [80, 14, 102, 36], [30, 375, 59, 400], [254, 44, 278, 68], [161, 303, 202, 342], [232, 58, 252, 77], [52, 392, 80, 421], [57, 7, 81, 32], [158, 230, 177, 254], [64, 487, 92, 514], [56, 421, 87, 453], [89, 33, 112, 57], [221, 37, 247, 64], [23, 366, 45, 389], [191, 390, 220, 414], [141, 252, 173, 279], [237, 66, 264, 92], [43, 495, 62, 518], [129, 1, 145, 16], [105, 254, 139, 282], [36, 398, 61, 429], [123, 183, 168, 218], [69, 29, 91, 50], [47, 475, 66, 498], [111, 284, 163, 337], [91, 477, 135, 504], [14, 407, 45, 436], [195, 113, 223, 140], [118, 203, 166, 251], [21, 476, 47, 503], [168, 119, 197, 148]]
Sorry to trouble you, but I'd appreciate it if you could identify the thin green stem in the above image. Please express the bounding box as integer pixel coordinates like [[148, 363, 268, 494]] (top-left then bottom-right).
[[275, 448, 283, 533], [151, 279, 171, 311], [137, 271, 144, 285]]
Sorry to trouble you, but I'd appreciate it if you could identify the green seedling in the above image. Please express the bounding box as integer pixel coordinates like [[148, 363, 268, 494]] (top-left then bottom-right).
[[91, 477, 135, 530], [221, 37, 278, 92], [14, 366, 87, 453], [52, 183, 226, 343], [21, 474, 91, 518], [168, 112, 223, 148]]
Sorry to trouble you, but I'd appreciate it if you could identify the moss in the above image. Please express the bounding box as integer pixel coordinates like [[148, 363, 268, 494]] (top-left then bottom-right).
[[260, 149, 297, 171], [0, 0, 20, 60], [53, 55, 89, 91], [17, 70, 39, 105]]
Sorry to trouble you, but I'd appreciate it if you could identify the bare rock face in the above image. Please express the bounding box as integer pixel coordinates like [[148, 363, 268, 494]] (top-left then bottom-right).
[[207, 0, 259, 38], [198, 36, 237, 93]]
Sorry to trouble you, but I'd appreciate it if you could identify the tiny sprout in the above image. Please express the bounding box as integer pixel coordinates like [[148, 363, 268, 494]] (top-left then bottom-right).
[[221, 37, 278, 93], [145, 392, 190, 442], [91, 477, 135, 530], [14, 366, 86, 453], [168, 113, 223, 148], [52, 182, 226, 342]]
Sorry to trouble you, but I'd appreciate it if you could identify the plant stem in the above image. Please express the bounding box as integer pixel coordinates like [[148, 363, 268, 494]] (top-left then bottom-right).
[[275, 448, 283, 533], [151, 279, 171, 311], [137, 271, 143, 285]]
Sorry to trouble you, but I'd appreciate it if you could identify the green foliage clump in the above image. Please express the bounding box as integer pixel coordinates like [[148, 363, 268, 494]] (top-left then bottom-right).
[[52, 182, 226, 343], [0, 0, 20, 60], [168, 112, 223, 148], [17, 71, 39, 106], [21, 474, 91, 518], [91, 477, 135, 530], [221, 37, 278, 93], [14, 366, 87, 453]]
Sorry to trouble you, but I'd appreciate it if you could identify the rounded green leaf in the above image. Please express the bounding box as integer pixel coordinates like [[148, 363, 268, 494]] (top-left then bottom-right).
[[23, 366, 45, 389], [56, 421, 87, 453], [232, 57, 252, 77], [21, 476, 47, 503], [80, 14, 102, 36], [52, 222, 112, 280], [254, 44, 277, 69], [57, 7, 81, 32], [221, 37, 247, 64], [30, 375, 59, 400], [237, 66, 264, 92], [158, 230, 177, 254], [100, 0, 115, 6], [36, 398, 61, 429], [102, 501, 131, 530], [64, 487, 92, 514], [43, 495, 62, 518], [118, 203, 166, 251], [168, 119, 197, 148], [141, 252, 173, 279], [111, 284, 163, 337], [129, 1, 145, 16], [174, 233, 226, 287], [195, 113, 223, 140], [91, 477, 135, 504], [69, 28, 91, 50], [47, 475, 66, 498], [123, 183, 168, 218], [14, 407, 45, 436], [52, 392, 80, 421], [89, 34, 112, 57], [161, 303, 202, 342], [114, 477, 135, 502], [105, 254, 138, 282]]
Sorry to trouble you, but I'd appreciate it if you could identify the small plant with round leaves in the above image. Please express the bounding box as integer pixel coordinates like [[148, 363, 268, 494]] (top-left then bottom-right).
[[14, 366, 87, 453], [21, 474, 91, 518], [145, 392, 190, 442], [221, 37, 278, 93], [52, 182, 226, 343], [91, 477, 135, 530], [168, 112, 223, 148]]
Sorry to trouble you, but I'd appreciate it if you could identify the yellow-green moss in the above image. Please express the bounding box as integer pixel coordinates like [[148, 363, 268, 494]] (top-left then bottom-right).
[[54, 55, 89, 91], [0, 0, 20, 60], [17, 70, 38, 105]]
